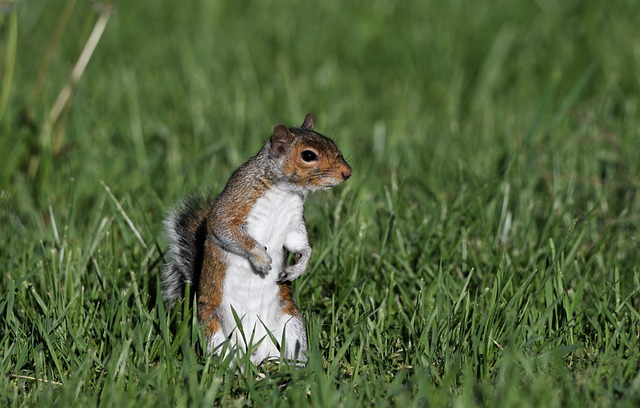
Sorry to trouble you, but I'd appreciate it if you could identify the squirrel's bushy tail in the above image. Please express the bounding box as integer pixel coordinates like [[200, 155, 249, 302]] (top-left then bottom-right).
[[161, 191, 213, 306]]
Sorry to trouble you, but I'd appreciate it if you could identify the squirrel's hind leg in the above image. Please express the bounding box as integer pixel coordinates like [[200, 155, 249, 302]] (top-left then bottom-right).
[[198, 240, 227, 353], [277, 282, 308, 364], [279, 313, 308, 364], [206, 325, 229, 355]]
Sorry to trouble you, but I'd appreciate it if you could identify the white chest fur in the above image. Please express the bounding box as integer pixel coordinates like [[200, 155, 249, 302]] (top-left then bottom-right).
[[217, 186, 307, 362], [246, 186, 305, 256]]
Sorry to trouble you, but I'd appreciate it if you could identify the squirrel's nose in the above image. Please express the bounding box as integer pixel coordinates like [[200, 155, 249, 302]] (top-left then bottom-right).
[[341, 167, 352, 180]]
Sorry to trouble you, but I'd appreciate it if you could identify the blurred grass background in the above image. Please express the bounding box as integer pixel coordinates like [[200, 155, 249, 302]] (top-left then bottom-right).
[[1, 0, 639, 406]]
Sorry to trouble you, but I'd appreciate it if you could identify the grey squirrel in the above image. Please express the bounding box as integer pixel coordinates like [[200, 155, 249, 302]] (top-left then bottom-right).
[[161, 113, 352, 366]]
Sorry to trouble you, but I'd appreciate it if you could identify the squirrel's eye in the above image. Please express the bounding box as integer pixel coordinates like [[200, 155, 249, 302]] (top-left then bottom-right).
[[301, 150, 318, 162]]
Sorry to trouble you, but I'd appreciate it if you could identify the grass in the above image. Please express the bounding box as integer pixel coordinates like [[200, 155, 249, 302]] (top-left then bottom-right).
[[1, 0, 639, 406]]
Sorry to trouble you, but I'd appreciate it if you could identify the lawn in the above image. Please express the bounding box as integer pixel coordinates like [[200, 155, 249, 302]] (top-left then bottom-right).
[[1, 0, 639, 406]]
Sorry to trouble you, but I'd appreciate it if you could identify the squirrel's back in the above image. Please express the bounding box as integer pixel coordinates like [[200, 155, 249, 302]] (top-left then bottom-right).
[[161, 191, 213, 304]]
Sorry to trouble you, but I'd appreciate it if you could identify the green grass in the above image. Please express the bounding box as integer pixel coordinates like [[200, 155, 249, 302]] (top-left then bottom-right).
[[2, 0, 640, 406]]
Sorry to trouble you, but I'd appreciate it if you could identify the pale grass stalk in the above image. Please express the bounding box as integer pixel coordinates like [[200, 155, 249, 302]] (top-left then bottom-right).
[[48, 4, 113, 126], [101, 180, 148, 249], [10, 374, 63, 386]]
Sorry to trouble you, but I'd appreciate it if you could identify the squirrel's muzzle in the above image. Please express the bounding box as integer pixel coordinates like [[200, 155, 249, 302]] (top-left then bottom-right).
[[340, 160, 352, 181]]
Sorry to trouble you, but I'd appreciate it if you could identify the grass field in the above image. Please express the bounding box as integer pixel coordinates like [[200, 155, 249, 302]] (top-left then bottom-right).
[[1, 0, 640, 406]]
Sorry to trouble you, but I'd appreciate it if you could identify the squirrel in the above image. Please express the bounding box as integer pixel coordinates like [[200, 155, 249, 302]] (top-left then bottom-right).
[[161, 113, 352, 366]]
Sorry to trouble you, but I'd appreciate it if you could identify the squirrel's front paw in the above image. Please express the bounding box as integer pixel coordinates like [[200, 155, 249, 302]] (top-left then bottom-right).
[[278, 247, 311, 282], [278, 264, 305, 282], [249, 246, 272, 274]]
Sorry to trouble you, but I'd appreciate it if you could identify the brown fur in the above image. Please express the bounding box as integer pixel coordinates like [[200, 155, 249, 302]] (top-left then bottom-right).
[[198, 241, 226, 336], [278, 282, 301, 316], [280, 130, 352, 190]]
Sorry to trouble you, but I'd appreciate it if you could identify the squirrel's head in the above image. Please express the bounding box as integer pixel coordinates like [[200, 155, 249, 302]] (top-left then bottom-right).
[[270, 113, 352, 191]]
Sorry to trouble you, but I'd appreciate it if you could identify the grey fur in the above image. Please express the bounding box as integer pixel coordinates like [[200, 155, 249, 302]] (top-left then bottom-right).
[[161, 190, 213, 306]]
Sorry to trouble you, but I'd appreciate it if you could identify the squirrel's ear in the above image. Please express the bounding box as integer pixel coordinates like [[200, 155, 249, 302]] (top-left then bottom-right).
[[301, 113, 314, 130], [271, 125, 293, 158]]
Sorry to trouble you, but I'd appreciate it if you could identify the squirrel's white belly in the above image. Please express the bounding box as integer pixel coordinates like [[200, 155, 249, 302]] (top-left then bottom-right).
[[245, 186, 305, 258], [219, 187, 304, 360]]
